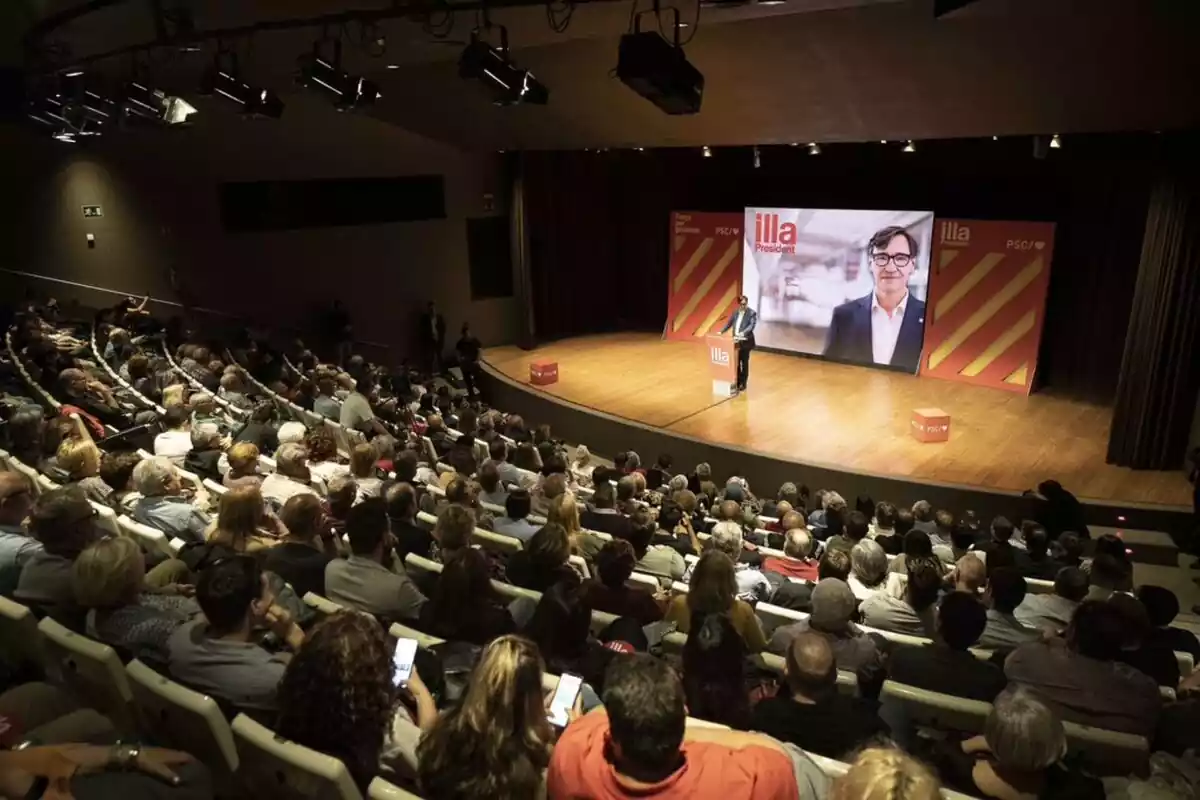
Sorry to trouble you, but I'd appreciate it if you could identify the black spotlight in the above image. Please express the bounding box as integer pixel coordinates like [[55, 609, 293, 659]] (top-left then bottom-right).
[[458, 27, 549, 106], [199, 54, 284, 119], [296, 40, 381, 110], [121, 81, 198, 125]]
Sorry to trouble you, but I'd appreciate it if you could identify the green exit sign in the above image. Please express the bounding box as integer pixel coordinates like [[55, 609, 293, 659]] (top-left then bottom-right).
[[82, 205, 103, 218]]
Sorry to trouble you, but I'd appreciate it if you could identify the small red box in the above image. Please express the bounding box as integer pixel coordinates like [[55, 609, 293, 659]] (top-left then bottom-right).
[[530, 360, 559, 386], [911, 408, 951, 443]]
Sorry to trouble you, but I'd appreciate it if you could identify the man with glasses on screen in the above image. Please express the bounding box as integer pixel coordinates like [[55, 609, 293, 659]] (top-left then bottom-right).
[[823, 226, 926, 373]]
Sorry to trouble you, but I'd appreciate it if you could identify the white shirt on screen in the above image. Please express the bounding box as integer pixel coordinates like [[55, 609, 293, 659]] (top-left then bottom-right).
[[871, 291, 908, 365]]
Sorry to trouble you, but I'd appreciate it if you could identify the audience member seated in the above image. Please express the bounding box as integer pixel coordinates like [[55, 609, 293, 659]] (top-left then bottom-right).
[[929, 509, 956, 563], [825, 510, 870, 554], [1005, 600, 1162, 737], [167, 555, 303, 716], [665, 551, 767, 652], [1015, 566, 1087, 634], [130, 457, 212, 544], [418, 635, 554, 800], [275, 611, 438, 791], [493, 488, 540, 543], [259, 443, 319, 508], [179, 426, 222, 486], [978, 567, 1039, 650], [911, 500, 937, 537], [339, 367, 390, 437], [861, 555, 941, 637], [932, 687, 1102, 800], [72, 536, 198, 667], [525, 580, 610, 697], [550, 491, 605, 560], [949, 553, 987, 596], [888, 529, 936, 575], [694, 520, 771, 601], [350, 442, 382, 500], [222, 442, 262, 490], [418, 548, 516, 644], [1085, 551, 1133, 601], [55, 438, 113, 506], [154, 406, 193, 465], [974, 516, 1018, 571], [1013, 525, 1061, 581], [768, 578, 886, 676], [305, 429, 348, 490], [682, 613, 751, 729], [507, 523, 579, 592], [1109, 592, 1180, 688], [848, 539, 888, 601], [312, 374, 341, 419], [385, 481, 432, 561], [629, 508, 686, 581], [59, 367, 127, 430], [771, 547, 852, 611], [570, 444, 596, 486], [761, 528, 819, 582], [1138, 584, 1200, 660], [0, 472, 41, 595], [753, 631, 890, 759], [14, 488, 98, 617], [477, 461, 508, 507], [262, 494, 333, 599], [218, 370, 253, 410], [233, 402, 280, 454], [829, 747, 942, 800], [487, 439, 524, 486], [889, 591, 1007, 702], [431, 504, 474, 563], [580, 481, 634, 540], [325, 474, 358, 538], [1053, 531, 1084, 569], [549, 654, 827, 798], [325, 498, 426, 620], [581, 539, 664, 625]]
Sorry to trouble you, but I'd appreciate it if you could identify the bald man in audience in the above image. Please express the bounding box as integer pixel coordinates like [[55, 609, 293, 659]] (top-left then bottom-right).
[[761, 528, 819, 582], [751, 631, 889, 758], [768, 578, 885, 675], [769, 509, 807, 550], [950, 553, 987, 595]]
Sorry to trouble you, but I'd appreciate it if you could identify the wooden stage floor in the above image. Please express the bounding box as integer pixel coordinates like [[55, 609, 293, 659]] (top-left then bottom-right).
[[484, 333, 1193, 510]]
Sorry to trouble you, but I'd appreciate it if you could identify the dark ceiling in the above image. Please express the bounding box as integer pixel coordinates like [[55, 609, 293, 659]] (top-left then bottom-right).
[[23, 0, 1200, 151]]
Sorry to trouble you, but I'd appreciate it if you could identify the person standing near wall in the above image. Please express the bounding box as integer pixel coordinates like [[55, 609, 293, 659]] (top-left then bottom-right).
[[419, 301, 446, 376], [457, 323, 482, 399]]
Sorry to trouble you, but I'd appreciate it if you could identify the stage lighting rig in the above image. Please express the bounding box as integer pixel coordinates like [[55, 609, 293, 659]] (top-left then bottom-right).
[[122, 81, 198, 125], [617, 5, 703, 115], [200, 53, 284, 119], [27, 71, 120, 142], [296, 39, 381, 111], [458, 26, 549, 106]]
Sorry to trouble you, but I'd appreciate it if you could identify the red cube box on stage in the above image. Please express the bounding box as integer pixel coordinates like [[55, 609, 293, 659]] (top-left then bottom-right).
[[530, 359, 559, 386], [911, 408, 951, 443]]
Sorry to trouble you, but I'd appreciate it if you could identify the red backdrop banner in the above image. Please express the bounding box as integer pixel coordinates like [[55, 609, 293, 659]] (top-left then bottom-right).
[[665, 212, 744, 342], [921, 219, 1057, 394]]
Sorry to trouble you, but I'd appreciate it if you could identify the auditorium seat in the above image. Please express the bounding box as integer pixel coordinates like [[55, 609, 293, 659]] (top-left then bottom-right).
[[91, 501, 121, 538], [388, 621, 446, 650], [754, 652, 860, 697], [232, 713, 364, 800], [125, 659, 240, 790], [302, 592, 348, 616], [366, 777, 425, 800], [7, 456, 45, 497], [203, 478, 228, 497], [37, 616, 135, 733], [626, 571, 659, 590], [0, 595, 44, 671], [118, 514, 179, 559]]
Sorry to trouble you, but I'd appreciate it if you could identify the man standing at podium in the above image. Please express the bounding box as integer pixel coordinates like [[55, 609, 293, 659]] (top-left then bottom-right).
[[720, 295, 757, 392]]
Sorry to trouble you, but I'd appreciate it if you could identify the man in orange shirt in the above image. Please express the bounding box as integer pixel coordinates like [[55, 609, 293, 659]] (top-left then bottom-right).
[[547, 654, 827, 799]]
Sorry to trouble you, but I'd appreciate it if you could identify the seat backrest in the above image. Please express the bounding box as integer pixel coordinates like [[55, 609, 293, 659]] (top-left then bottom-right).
[[366, 777, 424, 800], [472, 528, 522, 556], [626, 571, 659, 590], [403, 553, 443, 580], [203, 478, 228, 497], [1061, 720, 1149, 776], [388, 622, 446, 650], [590, 609, 618, 636], [0, 595, 44, 670], [126, 659, 240, 776], [1025, 577, 1055, 595], [880, 680, 990, 734], [755, 652, 860, 697], [302, 592, 347, 616], [91, 501, 121, 538], [117, 515, 177, 559], [754, 602, 808, 635], [231, 713, 364, 800], [37, 616, 135, 731]]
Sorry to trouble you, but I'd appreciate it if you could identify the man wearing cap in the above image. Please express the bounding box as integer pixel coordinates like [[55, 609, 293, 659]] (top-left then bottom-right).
[[767, 578, 885, 676]]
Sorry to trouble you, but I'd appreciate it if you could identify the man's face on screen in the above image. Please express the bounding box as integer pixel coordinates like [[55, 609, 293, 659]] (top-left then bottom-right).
[[870, 234, 914, 295]]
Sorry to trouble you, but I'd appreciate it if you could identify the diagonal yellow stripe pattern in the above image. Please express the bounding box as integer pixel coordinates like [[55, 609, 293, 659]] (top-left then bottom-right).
[[674, 235, 686, 252], [695, 284, 740, 337], [1004, 363, 1029, 386], [938, 248, 959, 274], [928, 256, 1043, 370], [672, 240, 739, 333], [933, 252, 1004, 322], [959, 309, 1037, 377], [673, 238, 712, 293]]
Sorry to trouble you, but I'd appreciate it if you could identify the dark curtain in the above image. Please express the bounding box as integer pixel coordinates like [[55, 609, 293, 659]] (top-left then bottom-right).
[[522, 134, 1180, 402], [510, 154, 536, 348], [1107, 160, 1200, 469]]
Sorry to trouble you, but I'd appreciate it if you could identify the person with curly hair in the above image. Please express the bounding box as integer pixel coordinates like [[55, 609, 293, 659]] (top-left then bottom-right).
[[830, 747, 941, 800], [417, 635, 555, 800], [304, 428, 348, 490], [275, 612, 438, 790]]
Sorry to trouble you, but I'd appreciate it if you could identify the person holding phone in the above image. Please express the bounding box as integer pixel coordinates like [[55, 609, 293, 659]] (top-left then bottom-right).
[[276, 613, 439, 790]]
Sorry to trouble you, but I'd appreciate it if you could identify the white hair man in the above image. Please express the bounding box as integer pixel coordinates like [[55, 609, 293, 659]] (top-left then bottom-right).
[[277, 422, 308, 446], [847, 539, 889, 601], [808, 491, 845, 536], [683, 520, 772, 602], [761, 528, 820, 582], [131, 457, 212, 544], [260, 443, 319, 509]]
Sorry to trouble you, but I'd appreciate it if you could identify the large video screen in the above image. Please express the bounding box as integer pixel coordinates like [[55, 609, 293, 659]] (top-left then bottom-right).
[[742, 207, 935, 373]]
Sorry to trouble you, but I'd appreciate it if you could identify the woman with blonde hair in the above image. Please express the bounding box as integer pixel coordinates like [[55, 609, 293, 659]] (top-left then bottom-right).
[[417, 635, 554, 800], [208, 485, 286, 555], [56, 438, 112, 505], [72, 536, 198, 667], [664, 550, 766, 652], [831, 747, 941, 800], [223, 441, 262, 490], [350, 442, 382, 500], [546, 491, 602, 562], [506, 522, 578, 592], [569, 445, 595, 487]]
